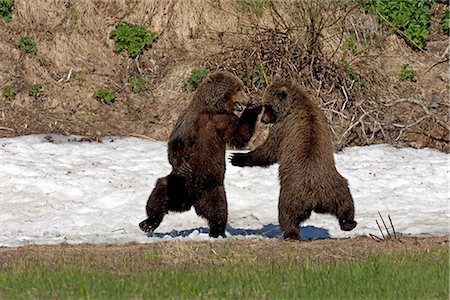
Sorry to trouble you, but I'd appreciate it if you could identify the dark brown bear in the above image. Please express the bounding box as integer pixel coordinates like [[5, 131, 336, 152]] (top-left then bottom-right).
[[139, 71, 261, 238], [231, 77, 357, 240]]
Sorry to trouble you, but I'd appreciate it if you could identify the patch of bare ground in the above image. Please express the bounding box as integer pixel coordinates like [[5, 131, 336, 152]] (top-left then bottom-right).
[[0, 1, 448, 151], [0, 236, 447, 272]]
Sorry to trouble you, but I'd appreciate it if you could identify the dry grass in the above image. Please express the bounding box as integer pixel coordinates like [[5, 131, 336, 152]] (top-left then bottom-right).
[[0, 235, 447, 272], [0, 0, 448, 151]]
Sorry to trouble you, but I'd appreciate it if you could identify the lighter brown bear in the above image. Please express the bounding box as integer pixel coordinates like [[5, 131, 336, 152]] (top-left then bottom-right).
[[231, 77, 357, 240], [139, 71, 261, 238]]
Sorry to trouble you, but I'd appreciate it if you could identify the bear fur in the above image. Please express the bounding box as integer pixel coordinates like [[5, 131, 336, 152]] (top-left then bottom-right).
[[139, 71, 262, 238], [231, 77, 357, 240]]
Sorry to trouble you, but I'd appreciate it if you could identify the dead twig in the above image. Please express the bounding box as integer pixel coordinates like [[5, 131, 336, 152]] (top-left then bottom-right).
[[388, 215, 397, 239], [376, 219, 385, 240], [378, 211, 391, 238], [372, 212, 400, 242], [385, 98, 450, 140], [369, 233, 383, 241]]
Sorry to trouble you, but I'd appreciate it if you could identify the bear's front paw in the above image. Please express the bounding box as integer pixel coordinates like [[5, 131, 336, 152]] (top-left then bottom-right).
[[230, 152, 248, 167], [339, 219, 357, 231], [139, 218, 160, 233], [245, 103, 263, 115]]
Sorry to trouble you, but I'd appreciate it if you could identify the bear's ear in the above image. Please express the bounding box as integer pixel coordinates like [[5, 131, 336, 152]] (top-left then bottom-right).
[[276, 86, 288, 100]]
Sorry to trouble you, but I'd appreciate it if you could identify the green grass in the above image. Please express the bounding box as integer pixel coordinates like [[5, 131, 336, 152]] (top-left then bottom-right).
[[0, 247, 447, 299]]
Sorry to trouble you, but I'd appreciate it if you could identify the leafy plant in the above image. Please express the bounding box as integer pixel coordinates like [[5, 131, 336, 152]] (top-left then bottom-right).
[[93, 88, 116, 104], [184, 69, 209, 91], [28, 83, 42, 97], [0, 0, 13, 22], [2, 86, 16, 99], [361, 0, 432, 49], [109, 21, 157, 58], [128, 74, 149, 93], [399, 64, 416, 81], [19, 36, 38, 53], [441, 8, 450, 33]]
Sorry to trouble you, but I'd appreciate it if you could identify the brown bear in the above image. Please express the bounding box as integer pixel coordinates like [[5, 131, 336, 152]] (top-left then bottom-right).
[[139, 71, 262, 238], [231, 77, 357, 240]]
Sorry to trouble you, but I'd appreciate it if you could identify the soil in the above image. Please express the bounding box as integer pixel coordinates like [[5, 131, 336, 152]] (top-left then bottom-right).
[[0, 1, 448, 151]]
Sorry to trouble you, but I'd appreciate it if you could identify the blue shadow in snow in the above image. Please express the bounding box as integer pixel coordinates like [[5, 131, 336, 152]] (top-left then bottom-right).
[[146, 223, 329, 240]]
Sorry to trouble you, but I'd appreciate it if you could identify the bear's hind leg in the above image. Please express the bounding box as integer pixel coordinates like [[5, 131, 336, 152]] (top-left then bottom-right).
[[194, 186, 227, 238], [279, 201, 311, 240], [139, 176, 170, 233]]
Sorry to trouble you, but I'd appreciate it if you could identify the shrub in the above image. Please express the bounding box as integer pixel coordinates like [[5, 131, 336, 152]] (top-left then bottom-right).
[[128, 74, 149, 93], [19, 36, 38, 54], [361, 0, 432, 49], [109, 21, 157, 58], [184, 69, 209, 91], [442, 8, 450, 33], [2, 86, 16, 99], [399, 64, 416, 81], [93, 88, 116, 104], [0, 0, 13, 22], [28, 83, 42, 97]]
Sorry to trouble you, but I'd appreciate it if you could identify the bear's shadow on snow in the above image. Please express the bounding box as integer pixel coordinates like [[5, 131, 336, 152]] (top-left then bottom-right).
[[147, 224, 329, 240]]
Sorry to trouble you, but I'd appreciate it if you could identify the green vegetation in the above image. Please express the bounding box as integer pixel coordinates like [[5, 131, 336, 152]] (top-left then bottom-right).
[[2, 86, 16, 99], [346, 68, 367, 88], [38, 56, 48, 66], [344, 34, 358, 54], [109, 21, 157, 58], [128, 73, 149, 93], [235, 0, 272, 17], [399, 63, 417, 81], [361, 0, 432, 49], [0, 248, 447, 299], [442, 8, 450, 32], [28, 83, 42, 97], [184, 68, 209, 91], [19, 35, 38, 54], [93, 88, 116, 104], [0, 0, 13, 22], [241, 64, 269, 86]]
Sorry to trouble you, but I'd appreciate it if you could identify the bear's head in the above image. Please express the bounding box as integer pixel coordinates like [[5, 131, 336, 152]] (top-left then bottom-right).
[[260, 76, 293, 124], [194, 71, 252, 114]]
